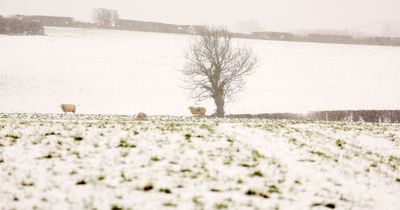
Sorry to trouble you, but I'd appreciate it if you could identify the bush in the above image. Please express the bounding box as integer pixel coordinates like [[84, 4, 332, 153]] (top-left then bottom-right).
[[0, 17, 44, 35]]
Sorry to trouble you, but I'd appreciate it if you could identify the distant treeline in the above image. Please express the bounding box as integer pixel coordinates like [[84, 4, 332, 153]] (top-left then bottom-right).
[[117, 19, 198, 34], [0, 16, 44, 35], [249, 32, 400, 46], [10, 15, 198, 34], [3, 15, 400, 46], [228, 110, 400, 123]]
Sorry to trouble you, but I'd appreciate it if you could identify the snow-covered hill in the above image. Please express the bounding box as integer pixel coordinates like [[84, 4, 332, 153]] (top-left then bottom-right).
[[1, 27, 400, 115]]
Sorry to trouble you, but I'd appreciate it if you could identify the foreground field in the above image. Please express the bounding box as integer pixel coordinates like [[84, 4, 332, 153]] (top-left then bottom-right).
[[0, 113, 400, 210]]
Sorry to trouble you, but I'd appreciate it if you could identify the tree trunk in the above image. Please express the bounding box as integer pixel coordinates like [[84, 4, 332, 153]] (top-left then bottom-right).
[[213, 92, 225, 117]]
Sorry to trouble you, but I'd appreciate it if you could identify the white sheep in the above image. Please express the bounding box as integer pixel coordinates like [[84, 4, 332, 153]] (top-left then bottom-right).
[[60, 104, 76, 113], [188, 106, 206, 117]]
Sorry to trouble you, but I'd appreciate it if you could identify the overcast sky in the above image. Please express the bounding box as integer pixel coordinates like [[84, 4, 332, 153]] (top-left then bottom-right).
[[1, 0, 399, 33]]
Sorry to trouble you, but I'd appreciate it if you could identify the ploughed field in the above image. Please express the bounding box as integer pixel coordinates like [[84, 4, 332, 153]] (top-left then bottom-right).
[[0, 113, 399, 210]]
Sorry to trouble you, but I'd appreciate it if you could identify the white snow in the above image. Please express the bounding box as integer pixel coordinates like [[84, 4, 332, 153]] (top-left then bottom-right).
[[1, 27, 400, 115]]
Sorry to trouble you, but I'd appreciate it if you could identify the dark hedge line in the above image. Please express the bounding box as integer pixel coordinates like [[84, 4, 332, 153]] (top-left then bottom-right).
[[307, 110, 400, 123], [227, 113, 305, 120], [227, 110, 400, 123]]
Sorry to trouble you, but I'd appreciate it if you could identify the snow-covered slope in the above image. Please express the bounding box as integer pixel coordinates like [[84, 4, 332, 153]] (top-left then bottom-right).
[[1, 27, 400, 115]]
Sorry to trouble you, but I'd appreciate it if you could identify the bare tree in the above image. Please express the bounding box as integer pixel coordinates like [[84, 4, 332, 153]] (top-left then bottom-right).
[[92, 8, 119, 27], [181, 26, 258, 117]]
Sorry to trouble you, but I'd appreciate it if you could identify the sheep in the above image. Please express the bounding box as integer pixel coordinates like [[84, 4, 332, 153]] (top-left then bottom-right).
[[135, 112, 148, 121], [188, 106, 206, 117], [60, 104, 76, 113]]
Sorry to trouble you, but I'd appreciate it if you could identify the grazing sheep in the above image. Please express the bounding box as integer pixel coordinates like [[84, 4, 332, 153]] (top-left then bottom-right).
[[60, 104, 76, 113], [136, 112, 148, 121], [188, 106, 206, 117]]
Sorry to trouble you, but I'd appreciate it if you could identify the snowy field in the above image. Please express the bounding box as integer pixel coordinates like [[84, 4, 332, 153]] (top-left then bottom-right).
[[1, 27, 400, 115], [0, 113, 399, 210]]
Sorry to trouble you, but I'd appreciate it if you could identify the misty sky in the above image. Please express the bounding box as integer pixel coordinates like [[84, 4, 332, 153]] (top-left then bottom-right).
[[1, 0, 399, 32]]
